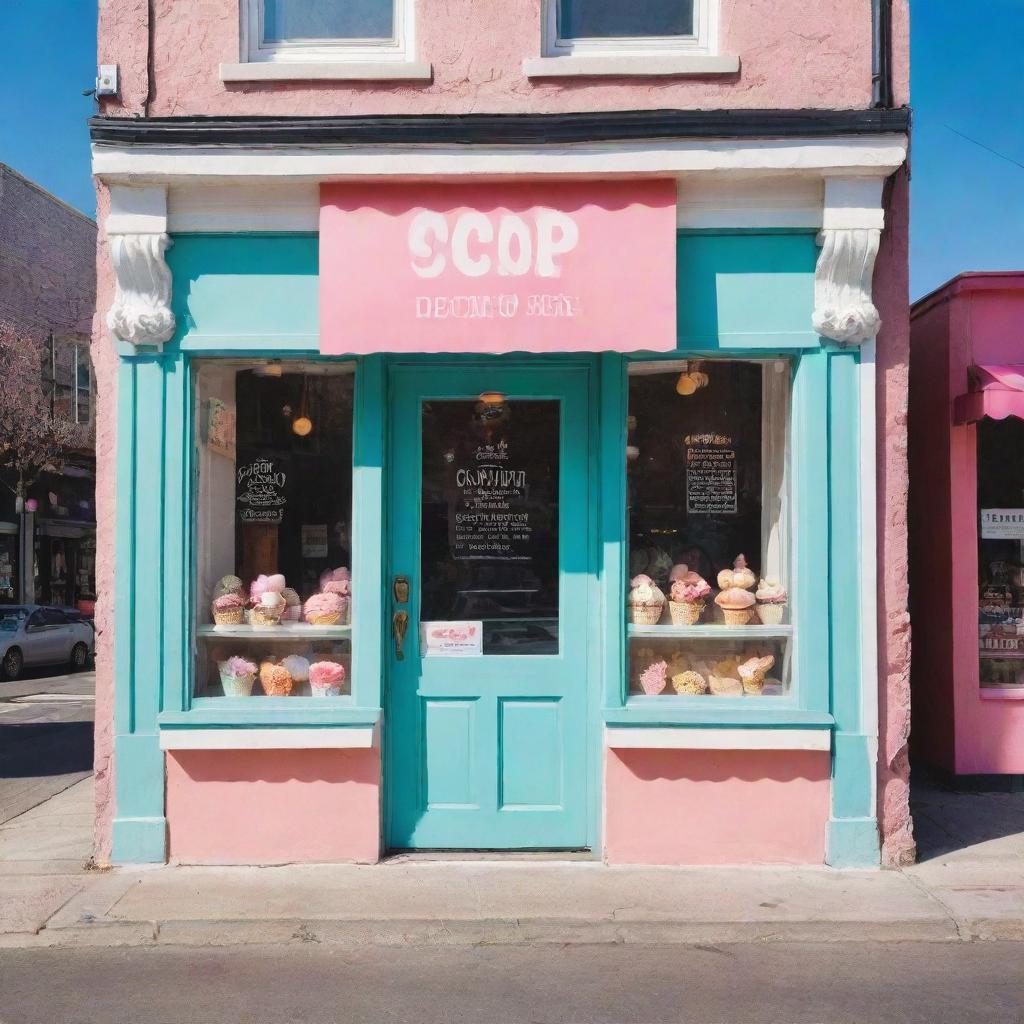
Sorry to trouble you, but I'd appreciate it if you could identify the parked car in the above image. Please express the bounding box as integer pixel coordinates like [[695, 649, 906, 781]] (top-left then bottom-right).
[[0, 605, 95, 680]]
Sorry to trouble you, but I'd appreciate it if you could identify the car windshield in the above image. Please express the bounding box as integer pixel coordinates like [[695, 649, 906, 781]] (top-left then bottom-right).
[[0, 607, 27, 632]]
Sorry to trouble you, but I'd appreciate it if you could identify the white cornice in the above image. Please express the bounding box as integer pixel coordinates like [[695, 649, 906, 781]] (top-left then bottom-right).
[[813, 177, 886, 346], [106, 185, 176, 351], [92, 134, 907, 183]]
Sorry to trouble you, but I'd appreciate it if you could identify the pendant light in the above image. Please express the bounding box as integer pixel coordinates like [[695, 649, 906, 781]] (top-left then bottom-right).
[[292, 375, 313, 436]]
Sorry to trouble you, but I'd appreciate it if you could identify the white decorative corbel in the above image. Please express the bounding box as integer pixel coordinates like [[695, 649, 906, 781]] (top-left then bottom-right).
[[106, 185, 175, 350], [813, 177, 886, 346]]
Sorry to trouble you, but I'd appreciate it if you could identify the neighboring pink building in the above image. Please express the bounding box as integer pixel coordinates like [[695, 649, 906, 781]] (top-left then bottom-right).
[[910, 274, 1024, 777], [91, 1, 913, 867]]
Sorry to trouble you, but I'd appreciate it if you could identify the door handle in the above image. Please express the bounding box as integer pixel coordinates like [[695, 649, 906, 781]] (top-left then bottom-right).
[[393, 610, 410, 661]]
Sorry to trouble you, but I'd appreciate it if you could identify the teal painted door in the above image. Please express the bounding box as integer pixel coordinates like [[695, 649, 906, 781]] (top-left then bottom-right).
[[386, 364, 593, 850]]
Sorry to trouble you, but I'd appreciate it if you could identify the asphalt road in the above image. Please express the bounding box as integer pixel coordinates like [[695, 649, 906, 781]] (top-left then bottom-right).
[[0, 669, 94, 825], [0, 942, 1022, 1024]]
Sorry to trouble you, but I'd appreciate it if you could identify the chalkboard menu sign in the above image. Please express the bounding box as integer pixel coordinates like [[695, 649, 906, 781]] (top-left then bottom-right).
[[420, 399, 560, 655], [452, 441, 533, 561], [236, 457, 288, 524], [685, 434, 738, 515]]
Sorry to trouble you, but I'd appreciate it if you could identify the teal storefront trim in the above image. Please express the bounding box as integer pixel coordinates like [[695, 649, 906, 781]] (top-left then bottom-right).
[[110, 229, 878, 866]]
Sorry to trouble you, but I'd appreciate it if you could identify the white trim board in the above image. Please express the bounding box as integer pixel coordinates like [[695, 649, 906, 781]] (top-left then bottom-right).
[[160, 726, 377, 750], [604, 727, 831, 751], [94, 136, 908, 184]]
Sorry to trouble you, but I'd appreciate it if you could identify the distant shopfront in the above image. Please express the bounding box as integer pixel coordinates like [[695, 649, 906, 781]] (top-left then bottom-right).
[[910, 274, 1024, 777], [94, 115, 905, 867]]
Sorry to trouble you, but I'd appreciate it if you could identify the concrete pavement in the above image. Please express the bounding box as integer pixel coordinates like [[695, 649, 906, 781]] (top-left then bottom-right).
[[3, 942, 1023, 1024], [0, 775, 1021, 949], [1, 715, 1021, 950], [0, 668, 94, 824]]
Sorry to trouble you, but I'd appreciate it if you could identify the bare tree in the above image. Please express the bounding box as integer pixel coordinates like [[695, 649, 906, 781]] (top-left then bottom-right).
[[0, 325, 88, 506]]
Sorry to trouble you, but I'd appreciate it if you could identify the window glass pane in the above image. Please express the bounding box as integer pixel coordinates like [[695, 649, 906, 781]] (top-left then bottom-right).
[[194, 362, 355, 698], [263, 0, 394, 42], [977, 417, 1024, 691], [559, 0, 693, 39], [626, 361, 791, 698], [420, 398, 560, 656]]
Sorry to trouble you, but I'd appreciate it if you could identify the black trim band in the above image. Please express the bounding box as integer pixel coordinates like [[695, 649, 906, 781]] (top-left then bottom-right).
[[90, 108, 910, 148]]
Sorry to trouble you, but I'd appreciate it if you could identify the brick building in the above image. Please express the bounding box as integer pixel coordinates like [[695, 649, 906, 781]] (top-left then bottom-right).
[[0, 164, 97, 610]]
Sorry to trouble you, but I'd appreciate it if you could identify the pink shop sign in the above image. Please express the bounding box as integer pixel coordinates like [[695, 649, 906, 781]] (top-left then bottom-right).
[[319, 180, 677, 354]]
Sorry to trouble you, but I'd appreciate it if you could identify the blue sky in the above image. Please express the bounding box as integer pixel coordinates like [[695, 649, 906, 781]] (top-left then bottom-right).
[[2, 3, 1022, 300]]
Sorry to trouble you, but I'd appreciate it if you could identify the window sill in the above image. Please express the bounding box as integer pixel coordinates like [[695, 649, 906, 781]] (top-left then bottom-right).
[[158, 704, 381, 731], [160, 725, 377, 750], [604, 704, 834, 729], [523, 53, 740, 78], [220, 61, 433, 83], [605, 726, 831, 751]]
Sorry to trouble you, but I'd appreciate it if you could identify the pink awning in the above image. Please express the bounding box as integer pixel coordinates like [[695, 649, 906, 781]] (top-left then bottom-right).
[[953, 365, 1024, 425]]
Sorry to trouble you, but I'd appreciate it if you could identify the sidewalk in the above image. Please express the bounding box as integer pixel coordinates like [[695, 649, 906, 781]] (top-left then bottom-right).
[[1, 777, 1022, 949]]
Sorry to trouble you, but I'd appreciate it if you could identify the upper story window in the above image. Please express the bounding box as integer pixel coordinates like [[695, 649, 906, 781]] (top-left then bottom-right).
[[244, 0, 409, 62], [41, 338, 92, 428], [546, 0, 716, 56]]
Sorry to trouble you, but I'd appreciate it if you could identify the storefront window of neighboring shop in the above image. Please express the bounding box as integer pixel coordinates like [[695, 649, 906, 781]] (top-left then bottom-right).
[[976, 416, 1024, 691], [625, 359, 791, 698], [192, 361, 354, 699]]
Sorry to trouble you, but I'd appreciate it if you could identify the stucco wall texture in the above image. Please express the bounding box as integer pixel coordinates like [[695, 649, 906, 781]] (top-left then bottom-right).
[[92, 1, 913, 864], [97, 0, 887, 118]]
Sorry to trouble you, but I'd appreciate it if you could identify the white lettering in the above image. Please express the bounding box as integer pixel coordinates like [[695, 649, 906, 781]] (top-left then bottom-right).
[[497, 214, 532, 277], [409, 211, 448, 279], [534, 209, 579, 278], [451, 211, 493, 278]]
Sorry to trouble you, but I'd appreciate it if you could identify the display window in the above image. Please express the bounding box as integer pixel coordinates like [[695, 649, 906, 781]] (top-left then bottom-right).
[[192, 361, 354, 699], [626, 359, 791, 697], [976, 416, 1024, 691]]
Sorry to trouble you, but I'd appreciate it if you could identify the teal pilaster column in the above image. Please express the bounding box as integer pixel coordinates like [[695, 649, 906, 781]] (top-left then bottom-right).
[[825, 347, 879, 867], [111, 355, 171, 863]]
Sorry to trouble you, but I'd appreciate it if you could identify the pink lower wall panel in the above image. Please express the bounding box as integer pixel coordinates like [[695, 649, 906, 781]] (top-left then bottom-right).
[[604, 748, 830, 865], [166, 749, 381, 865]]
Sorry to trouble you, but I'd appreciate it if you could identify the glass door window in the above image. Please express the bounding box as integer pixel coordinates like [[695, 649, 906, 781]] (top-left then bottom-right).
[[420, 398, 560, 656]]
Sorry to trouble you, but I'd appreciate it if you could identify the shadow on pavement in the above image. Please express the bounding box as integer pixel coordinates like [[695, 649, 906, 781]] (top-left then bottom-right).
[[0, 721, 94, 779], [911, 765, 1024, 861]]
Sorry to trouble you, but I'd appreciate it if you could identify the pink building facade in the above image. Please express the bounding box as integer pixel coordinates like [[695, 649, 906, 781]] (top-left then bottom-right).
[[91, 0, 914, 867], [910, 274, 1024, 777]]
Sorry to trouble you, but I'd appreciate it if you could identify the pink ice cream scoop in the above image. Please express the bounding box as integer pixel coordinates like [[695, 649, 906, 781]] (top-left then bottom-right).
[[303, 592, 344, 622], [309, 660, 346, 688]]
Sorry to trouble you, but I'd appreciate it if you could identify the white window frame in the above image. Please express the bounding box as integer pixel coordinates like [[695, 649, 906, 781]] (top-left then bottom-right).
[[544, 0, 718, 57], [242, 0, 412, 63], [44, 338, 93, 428]]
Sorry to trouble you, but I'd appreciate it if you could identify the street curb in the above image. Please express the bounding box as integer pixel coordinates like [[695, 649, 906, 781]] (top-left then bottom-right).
[[0, 915, 974, 950]]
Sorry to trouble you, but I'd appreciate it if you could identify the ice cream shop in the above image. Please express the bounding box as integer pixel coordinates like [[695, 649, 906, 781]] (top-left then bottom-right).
[[92, 111, 908, 867]]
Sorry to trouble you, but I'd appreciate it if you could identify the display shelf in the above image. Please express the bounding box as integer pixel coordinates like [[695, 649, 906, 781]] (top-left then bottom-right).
[[197, 623, 351, 641], [627, 623, 793, 641]]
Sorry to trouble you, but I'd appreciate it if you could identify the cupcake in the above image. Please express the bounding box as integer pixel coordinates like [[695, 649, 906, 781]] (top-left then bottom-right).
[[251, 590, 285, 627], [309, 660, 346, 697], [211, 592, 245, 627], [638, 660, 668, 695], [218, 656, 257, 697], [213, 575, 246, 600], [280, 587, 303, 622], [755, 579, 788, 626], [715, 587, 756, 626], [319, 567, 351, 590], [738, 654, 776, 695], [668, 570, 712, 626], [708, 658, 743, 696], [259, 659, 293, 696], [627, 574, 666, 625], [716, 554, 757, 592], [322, 577, 352, 624], [303, 591, 345, 626], [281, 655, 310, 689], [671, 669, 708, 695]]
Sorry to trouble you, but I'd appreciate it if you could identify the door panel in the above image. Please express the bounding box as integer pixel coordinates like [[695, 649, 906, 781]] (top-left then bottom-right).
[[386, 364, 592, 850]]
